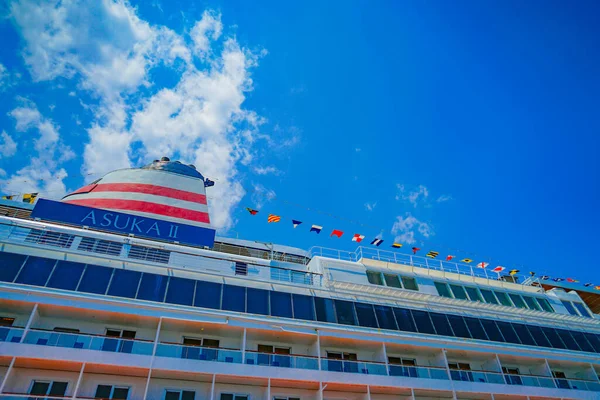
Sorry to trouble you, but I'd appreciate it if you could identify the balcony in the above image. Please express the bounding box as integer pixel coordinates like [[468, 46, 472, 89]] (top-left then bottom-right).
[[320, 358, 388, 375], [244, 350, 319, 370], [0, 327, 25, 344], [155, 342, 242, 364]]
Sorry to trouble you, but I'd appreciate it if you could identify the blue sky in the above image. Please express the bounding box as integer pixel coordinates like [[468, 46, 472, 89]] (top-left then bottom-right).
[[0, 1, 599, 283]]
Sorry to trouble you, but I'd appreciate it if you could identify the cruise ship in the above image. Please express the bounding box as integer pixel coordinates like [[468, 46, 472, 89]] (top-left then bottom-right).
[[1, 158, 600, 400]]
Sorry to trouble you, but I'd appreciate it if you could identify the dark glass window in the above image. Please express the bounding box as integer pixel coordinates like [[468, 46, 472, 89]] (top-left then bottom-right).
[[411, 310, 435, 334], [449, 284, 468, 300], [383, 274, 401, 288], [447, 315, 471, 338], [464, 317, 487, 340], [246, 288, 269, 315], [480, 319, 505, 342], [194, 281, 221, 309], [401, 276, 419, 291], [495, 321, 520, 344], [95, 385, 112, 398], [573, 303, 592, 318], [77, 264, 113, 294], [0, 252, 26, 282], [270, 291, 293, 318], [46, 261, 85, 290], [583, 333, 600, 353], [570, 331, 594, 353], [561, 301, 578, 316], [165, 277, 195, 306], [526, 325, 551, 348], [393, 308, 417, 332], [521, 296, 541, 311], [15, 256, 56, 286], [374, 305, 397, 330], [221, 284, 246, 312], [136, 273, 168, 302], [494, 291, 513, 307], [429, 312, 453, 336], [107, 269, 141, 298], [542, 327, 566, 349], [292, 294, 315, 320], [315, 297, 336, 323], [555, 329, 580, 351], [334, 300, 357, 325], [509, 294, 527, 309], [480, 289, 499, 304], [511, 323, 536, 346], [355, 303, 378, 328], [537, 298, 554, 313], [366, 271, 383, 285], [464, 287, 483, 302], [435, 282, 452, 298]]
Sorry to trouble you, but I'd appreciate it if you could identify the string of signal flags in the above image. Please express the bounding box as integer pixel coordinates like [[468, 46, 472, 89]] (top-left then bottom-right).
[[245, 206, 600, 291]]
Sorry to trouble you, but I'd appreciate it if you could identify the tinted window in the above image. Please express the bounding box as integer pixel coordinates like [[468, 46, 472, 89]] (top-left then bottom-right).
[[480, 289, 498, 304], [401, 276, 418, 291], [447, 315, 471, 338], [77, 264, 113, 294], [542, 327, 566, 349], [107, 269, 141, 298], [221, 284, 245, 312], [449, 284, 468, 300], [537, 298, 554, 313], [315, 297, 336, 323], [246, 288, 269, 315], [194, 281, 221, 309], [412, 310, 435, 334], [0, 252, 27, 282], [511, 323, 536, 346], [46, 261, 85, 290], [366, 271, 383, 285], [570, 331, 594, 353], [137, 273, 168, 302], [509, 294, 527, 309], [355, 303, 378, 328], [573, 303, 592, 318], [494, 291, 512, 307], [561, 301, 578, 315], [555, 329, 580, 351], [334, 300, 356, 325], [526, 325, 551, 348], [15, 256, 55, 286], [435, 282, 452, 298], [583, 333, 600, 353], [374, 305, 397, 330], [165, 277, 195, 306], [522, 296, 541, 311], [464, 287, 483, 302], [384, 274, 401, 288], [271, 291, 293, 318], [480, 319, 504, 342], [292, 294, 315, 320], [430, 313, 453, 336], [393, 308, 417, 332], [496, 321, 520, 344], [464, 317, 487, 340]]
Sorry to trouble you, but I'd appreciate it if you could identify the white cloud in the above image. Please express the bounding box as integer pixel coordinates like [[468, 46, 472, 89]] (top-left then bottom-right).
[[396, 184, 429, 207], [0, 63, 18, 90], [437, 194, 452, 203], [252, 166, 281, 175], [68, 91, 76, 96], [355, 147, 361, 152], [190, 10, 222, 58], [250, 183, 276, 209], [364, 202, 377, 211], [391, 212, 433, 245], [0, 131, 17, 157]]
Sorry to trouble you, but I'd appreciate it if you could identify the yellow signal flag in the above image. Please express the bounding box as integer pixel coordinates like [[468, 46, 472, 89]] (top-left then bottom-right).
[[461, 258, 473, 263], [267, 214, 281, 223], [509, 269, 520, 276], [391, 243, 402, 248], [426, 251, 439, 259], [1, 195, 14, 200], [22, 193, 38, 204]]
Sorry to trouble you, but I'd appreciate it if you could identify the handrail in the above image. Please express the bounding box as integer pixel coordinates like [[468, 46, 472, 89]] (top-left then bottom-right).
[[244, 349, 320, 359], [27, 327, 155, 342], [158, 341, 240, 351]]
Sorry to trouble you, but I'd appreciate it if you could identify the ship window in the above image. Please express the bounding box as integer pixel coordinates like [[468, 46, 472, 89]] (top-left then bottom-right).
[[464, 287, 483, 302], [561, 300, 579, 316], [542, 327, 566, 349], [220, 394, 248, 400], [77, 264, 112, 294], [449, 284, 468, 300], [537, 298, 554, 313], [524, 325, 550, 347], [508, 294, 527, 309], [447, 315, 471, 338], [555, 329, 580, 351], [107, 269, 141, 299], [393, 308, 417, 332], [464, 317, 488, 340], [137, 273, 168, 302], [429, 312, 454, 336], [584, 333, 600, 353], [522, 296, 541, 311], [383, 274, 401, 288], [479, 319, 505, 342], [511, 323, 536, 346], [95, 384, 130, 399], [222, 284, 246, 312], [29, 380, 68, 397], [165, 389, 195, 400], [434, 282, 452, 298], [25, 229, 75, 248], [273, 397, 300, 400], [374, 305, 398, 330], [0, 317, 15, 327], [494, 291, 513, 307], [479, 289, 499, 305], [166, 277, 195, 306], [234, 262, 248, 276], [46, 261, 85, 291], [573, 302, 593, 318], [314, 297, 336, 323], [15, 256, 56, 286], [0, 252, 27, 282], [334, 300, 357, 326], [401, 276, 419, 291], [411, 310, 435, 334], [194, 281, 222, 309], [366, 270, 383, 285], [495, 322, 520, 344], [570, 331, 594, 353], [128, 245, 170, 264], [292, 294, 315, 321], [270, 291, 293, 318], [355, 302, 378, 328], [246, 288, 269, 315], [78, 237, 123, 256]]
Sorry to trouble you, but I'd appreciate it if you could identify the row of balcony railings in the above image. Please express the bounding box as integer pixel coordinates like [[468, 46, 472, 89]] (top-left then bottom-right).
[[308, 246, 543, 288], [0, 219, 322, 287], [3, 327, 600, 392]]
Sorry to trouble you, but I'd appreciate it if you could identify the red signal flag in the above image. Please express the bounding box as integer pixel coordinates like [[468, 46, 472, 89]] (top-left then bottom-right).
[[330, 229, 344, 238], [412, 247, 420, 254]]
